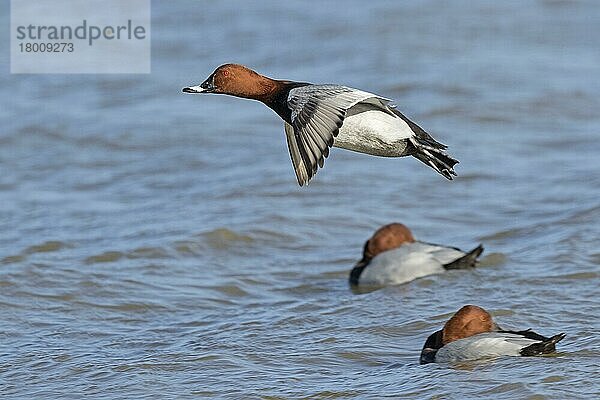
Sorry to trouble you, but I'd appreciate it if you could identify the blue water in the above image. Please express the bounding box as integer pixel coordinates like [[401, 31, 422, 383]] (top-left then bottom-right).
[[1, 1, 599, 398]]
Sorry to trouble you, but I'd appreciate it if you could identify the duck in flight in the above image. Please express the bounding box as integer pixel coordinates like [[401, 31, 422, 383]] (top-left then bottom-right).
[[183, 64, 459, 186]]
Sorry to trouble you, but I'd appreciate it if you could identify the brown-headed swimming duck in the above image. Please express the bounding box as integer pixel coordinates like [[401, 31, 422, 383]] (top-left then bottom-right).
[[350, 223, 483, 287], [183, 64, 458, 186], [420, 305, 566, 364]]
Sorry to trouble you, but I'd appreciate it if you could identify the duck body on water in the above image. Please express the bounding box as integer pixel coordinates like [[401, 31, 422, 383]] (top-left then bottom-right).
[[420, 305, 566, 364], [183, 64, 458, 186], [350, 223, 483, 287]]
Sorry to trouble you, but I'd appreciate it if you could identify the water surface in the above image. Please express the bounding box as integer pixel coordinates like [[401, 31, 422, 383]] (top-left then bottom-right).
[[1, 1, 599, 398]]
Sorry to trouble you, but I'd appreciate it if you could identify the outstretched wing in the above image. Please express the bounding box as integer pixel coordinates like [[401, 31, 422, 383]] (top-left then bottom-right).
[[285, 85, 388, 186]]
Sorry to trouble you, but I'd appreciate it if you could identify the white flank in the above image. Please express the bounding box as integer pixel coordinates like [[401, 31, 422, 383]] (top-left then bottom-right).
[[358, 242, 465, 285], [335, 107, 414, 157], [435, 332, 541, 362]]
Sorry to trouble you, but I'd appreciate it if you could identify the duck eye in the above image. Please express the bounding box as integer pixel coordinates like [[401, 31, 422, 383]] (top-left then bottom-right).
[[222, 70, 230, 77]]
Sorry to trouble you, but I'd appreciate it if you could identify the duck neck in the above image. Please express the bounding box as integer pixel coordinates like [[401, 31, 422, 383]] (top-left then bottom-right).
[[260, 80, 311, 124], [238, 74, 281, 102]]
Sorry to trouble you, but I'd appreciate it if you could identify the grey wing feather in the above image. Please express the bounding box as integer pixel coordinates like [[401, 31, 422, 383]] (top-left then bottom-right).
[[285, 85, 387, 186], [284, 122, 309, 186]]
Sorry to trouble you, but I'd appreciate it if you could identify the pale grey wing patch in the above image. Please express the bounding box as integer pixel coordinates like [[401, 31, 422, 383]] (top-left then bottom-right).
[[284, 122, 309, 186], [286, 85, 381, 185], [289, 89, 345, 183]]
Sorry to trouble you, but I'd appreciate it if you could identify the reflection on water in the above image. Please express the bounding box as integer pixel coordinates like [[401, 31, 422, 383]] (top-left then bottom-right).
[[1, 0, 599, 398]]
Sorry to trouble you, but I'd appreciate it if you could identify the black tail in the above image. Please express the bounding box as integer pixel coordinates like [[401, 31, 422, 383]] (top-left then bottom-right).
[[390, 108, 459, 180], [409, 135, 459, 180], [443, 245, 484, 270], [520, 332, 566, 356]]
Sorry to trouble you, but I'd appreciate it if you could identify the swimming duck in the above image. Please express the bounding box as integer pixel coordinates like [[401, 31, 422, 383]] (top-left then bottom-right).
[[183, 64, 459, 186], [420, 305, 566, 364], [350, 223, 483, 286]]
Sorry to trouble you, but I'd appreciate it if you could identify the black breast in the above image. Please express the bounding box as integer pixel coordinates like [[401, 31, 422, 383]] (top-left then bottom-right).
[[266, 82, 310, 124]]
